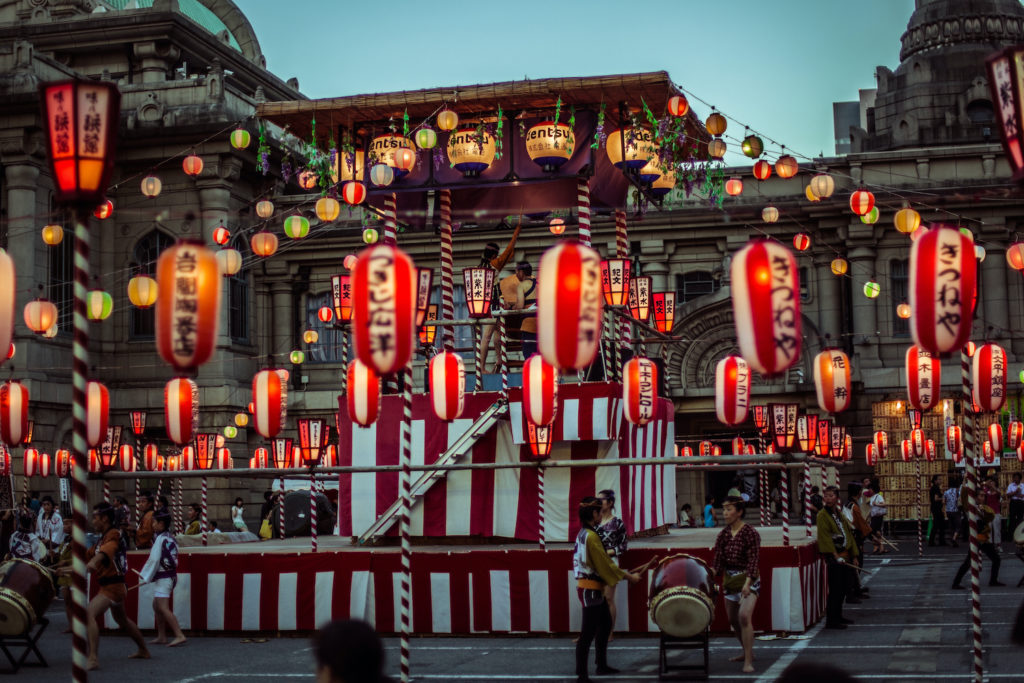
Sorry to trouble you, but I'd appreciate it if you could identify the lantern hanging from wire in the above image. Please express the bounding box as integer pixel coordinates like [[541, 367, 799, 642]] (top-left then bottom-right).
[[549, 217, 566, 235], [216, 248, 242, 276], [863, 281, 881, 298], [252, 369, 287, 439], [362, 227, 379, 245], [537, 241, 603, 371], [762, 206, 779, 223], [302, 330, 318, 344], [156, 241, 221, 373], [769, 155, 796, 179], [250, 231, 278, 257], [627, 276, 651, 322], [606, 126, 657, 169], [316, 197, 341, 223], [897, 303, 912, 319], [849, 189, 875, 216], [182, 153, 203, 177], [342, 181, 366, 206], [600, 259, 631, 306], [707, 139, 726, 160], [352, 245, 418, 375], [725, 177, 743, 196], [860, 206, 880, 225], [792, 233, 810, 251], [415, 127, 438, 150], [256, 199, 274, 218], [523, 354, 558, 427], [370, 134, 416, 178], [283, 215, 310, 239], [809, 173, 835, 199], [667, 95, 689, 117], [830, 258, 848, 276], [741, 135, 764, 159], [814, 349, 851, 413], [448, 127, 497, 176], [0, 381, 28, 447], [93, 200, 114, 219], [429, 351, 465, 422], [141, 175, 162, 198], [210, 225, 231, 246], [905, 346, 940, 411], [24, 298, 58, 334], [972, 343, 1008, 413], [41, 225, 64, 246], [1007, 242, 1024, 270], [297, 170, 318, 191], [623, 357, 658, 426], [86, 290, 113, 321], [753, 160, 772, 181], [346, 359, 381, 427], [525, 120, 575, 171], [796, 414, 818, 453], [714, 355, 750, 426], [770, 403, 799, 452], [128, 274, 158, 308], [705, 112, 726, 136], [894, 207, 921, 235], [804, 186, 819, 203], [230, 128, 250, 149], [164, 377, 197, 446], [651, 292, 675, 333]]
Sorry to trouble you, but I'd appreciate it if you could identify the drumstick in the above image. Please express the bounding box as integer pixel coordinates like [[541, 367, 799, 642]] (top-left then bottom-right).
[[630, 557, 657, 574]]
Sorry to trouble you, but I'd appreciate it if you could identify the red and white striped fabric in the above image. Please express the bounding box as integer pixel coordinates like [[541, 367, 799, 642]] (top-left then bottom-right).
[[165, 378, 197, 446], [622, 357, 658, 426], [813, 349, 850, 413], [85, 381, 109, 448], [217, 448, 233, 470], [351, 245, 417, 375], [346, 360, 381, 427], [873, 431, 888, 459], [0, 251, 13, 370], [120, 445, 137, 473], [905, 346, 940, 410], [143, 444, 161, 471], [988, 423, 1003, 452], [428, 351, 465, 422], [537, 241, 603, 371], [972, 343, 1007, 413], [1009, 421, 1023, 450], [0, 380, 29, 447], [714, 355, 750, 425], [522, 354, 558, 427], [730, 240, 802, 377], [910, 226, 976, 354]]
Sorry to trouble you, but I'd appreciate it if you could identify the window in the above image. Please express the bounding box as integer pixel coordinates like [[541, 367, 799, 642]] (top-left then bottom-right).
[[890, 259, 909, 336], [966, 100, 994, 125], [130, 230, 174, 338], [48, 225, 74, 334], [306, 292, 349, 363], [227, 235, 249, 342], [799, 266, 811, 303], [675, 271, 720, 304]]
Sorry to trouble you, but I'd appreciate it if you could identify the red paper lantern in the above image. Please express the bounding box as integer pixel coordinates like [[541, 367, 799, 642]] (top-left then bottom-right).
[[923, 439, 936, 462], [678, 445, 693, 457], [164, 377, 198, 446], [972, 343, 1008, 413], [156, 241, 221, 373], [317, 306, 333, 324], [0, 381, 29, 447], [0, 251, 13, 368], [522, 354, 558, 427], [699, 441, 714, 457], [55, 449, 71, 477], [797, 414, 818, 453], [217, 447, 233, 470], [731, 239, 802, 376], [182, 153, 203, 176], [342, 181, 367, 206], [910, 428, 925, 458], [900, 439, 912, 462], [814, 349, 851, 413], [753, 405, 769, 432], [143, 443, 161, 471], [322, 444, 338, 468], [429, 351, 465, 422], [713, 444, 723, 456], [23, 449, 43, 477], [947, 426, 962, 457], [85, 380, 108, 448], [910, 226, 977, 354], [988, 422, 1004, 452], [163, 454, 178, 473], [352, 245, 417, 375], [983, 440, 995, 464], [130, 410, 147, 437], [849, 190, 875, 216], [667, 95, 689, 117], [346, 359, 381, 427], [906, 346, 941, 411], [732, 437, 745, 455], [623, 357, 658, 426], [250, 447, 269, 469], [651, 292, 676, 334], [93, 200, 114, 220], [815, 419, 832, 457], [627, 276, 651, 322], [119, 444, 136, 473], [714, 355, 750, 426], [873, 431, 889, 459], [1018, 444, 1024, 463], [179, 446, 196, 471], [752, 160, 772, 181], [725, 177, 743, 196], [744, 444, 756, 456], [771, 403, 800, 452], [792, 233, 810, 251], [252, 369, 287, 439], [212, 226, 230, 246], [331, 274, 353, 322], [1008, 421, 1023, 450], [527, 422, 553, 458], [600, 259, 631, 306], [537, 242, 603, 371], [86, 449, 102, 473]]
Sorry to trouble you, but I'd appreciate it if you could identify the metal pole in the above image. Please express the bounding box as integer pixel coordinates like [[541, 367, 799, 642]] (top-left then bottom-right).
[[201, 475, 208, 547], [70, 211, 90, 683], [962, 347, 983, 683], [398, 365, 414, 683]]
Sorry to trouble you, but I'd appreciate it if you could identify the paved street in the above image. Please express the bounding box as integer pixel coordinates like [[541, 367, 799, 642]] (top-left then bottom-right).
[[11, 542, 1024, 682]]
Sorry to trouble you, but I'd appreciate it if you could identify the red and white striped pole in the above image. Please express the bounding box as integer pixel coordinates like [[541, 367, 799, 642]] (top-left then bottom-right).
[[614, 210, 630, 377], [781, 467, 790, 546], [156, 477, 162, 500], [538, 467, 546, 550], [439, 189, 455, 353], [398, 365, 414, 683], [134, 477, 140, 524], [915, 458, 922, 558], [498, 315, 509, 399], [383, 193, 398, 245], [962, 346, 983, 683], [103, 480, 110, 504], [278, 477, 286, 540], [201, 476, 208, 547], [310, 475, 318, 553], [803, 461, 812, 536], [759, 468, 769, 526], [577, 178, 592, 247], [176, 478, 183, 535]]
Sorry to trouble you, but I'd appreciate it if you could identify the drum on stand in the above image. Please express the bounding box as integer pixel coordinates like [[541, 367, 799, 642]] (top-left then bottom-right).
[[648, 553, 715, 638], [0, 559, 56, 636]]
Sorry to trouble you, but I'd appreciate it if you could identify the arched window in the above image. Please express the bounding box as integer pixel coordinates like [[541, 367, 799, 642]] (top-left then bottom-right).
[[890, 259, 909, 336], [966, 99, 994, 125], [675, 271, 720, 304], [226, 234, 249, 342], [130, 230, 174, 338]]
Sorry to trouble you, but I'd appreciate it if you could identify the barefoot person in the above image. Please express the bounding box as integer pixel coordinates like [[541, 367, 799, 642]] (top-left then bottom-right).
[[86, 502, 149, 669], [138, 510, 186, 647], [712, 495, 760, 673]]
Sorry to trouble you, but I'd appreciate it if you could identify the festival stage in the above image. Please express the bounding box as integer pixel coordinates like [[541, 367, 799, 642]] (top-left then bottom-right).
[[99, 527, 826, 637]]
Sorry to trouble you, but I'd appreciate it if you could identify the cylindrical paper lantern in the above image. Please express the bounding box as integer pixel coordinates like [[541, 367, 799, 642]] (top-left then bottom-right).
[[983, 440, 995, 464], [537, 241, 603, 371], [252, 369, 287, 439], [972, 343, 1007, 413], [55, 449, 71, 477], [164, 377, 197, 446], [988, 423, 1004, 452], [85, 380, 109, 448], [0, 381, 28, 447], [351, 245, 417, 375], [429, 351, 465, 422], [1008, 421, 1023, 450], [346, 359, 381, 428], [813, 349, 851, 413], [731, 437, 745, 455], [910, 428, 925, 458], [250, 447, 269, 470], [119, 444, 136, 473], [522, 354, 558, 427], [0, 251, 13, 363], [873, 431, 888, 459], [714, 355, 750, 425], [143, 443, 161, 471], [217, 448, 233, 470], [623, 357, 658, 426], [901, 439, 913, 462], [849, 189, 875, 215], [905, 346, 941, 410], [947, 425, 962, 457], [910, 225, 977, 354], [156, 241, 221, 373]]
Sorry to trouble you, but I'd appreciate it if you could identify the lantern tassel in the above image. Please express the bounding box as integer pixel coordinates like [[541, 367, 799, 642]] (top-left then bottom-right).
[[962, 347, 983, 683]]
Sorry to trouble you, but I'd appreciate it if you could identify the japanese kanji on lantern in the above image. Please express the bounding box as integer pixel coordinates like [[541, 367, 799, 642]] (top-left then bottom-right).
[[623, 357, 658, 426], [537, 241, 603, 371], [600, 259, 631, 306], [351, 245, 418, 375], [797, 414, 818, 453], [731, 437, 745, 455], [983, 440, 996, 464], [155, 241, 221, 373], [731, 239, 802, 376], [947, 425, 962, 457], [628, 276, 651, 321], [249, 447, 269, 470], [815, 419, 832, 457], [714, 355, 750, 426], [909, 225, 977, 354], [331, 274, 353, 322], [873, 430, 889, 459], [1008, 420, 1023, 450], [770, 403, 799, 452], [865, 443, 878, 466], [988, 423, 1004, 452], [55, 449, 71, 477], [0, 380, 28, 447], [429, 351, 465, 422], [23, 449, 48, 477], [972, 343, 1007, 413], [905, 346, 941, 410], [85, 380, 109, 448], [813, 349, 851, 413], [164, 377, 198, 446], [252, 369, 287, 438], [345, 359, 380, 427], [0, 250, 13, 368], [910, 427, 925, 458], [522, 354, 558, 427]]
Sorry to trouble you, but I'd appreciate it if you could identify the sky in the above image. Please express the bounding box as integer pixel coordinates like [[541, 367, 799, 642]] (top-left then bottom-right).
[[238, 0, 915, 164]]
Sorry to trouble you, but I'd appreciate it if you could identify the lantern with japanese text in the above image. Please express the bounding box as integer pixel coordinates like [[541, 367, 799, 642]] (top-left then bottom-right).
[[252, 369, 287, 439], [752, 405, 769, 432], [463, 268, 495, 318], [983, 440, 996, 464], [600, 259, 631, 306], [714, 355, 750, 426], [164, 377, 197, 446], [813, 349, 851, 413], [522, 354, 558, 427], [0, 381, 28, 447], [947, 425, 962, 458], [537, 241, 603, 371], [699, 441, 715, 457], [85, 380, 109, 448], [24, 449, 50, 478], [770, 403, 799, 452], [192, 432, 216, 471], [651, 292, 675, 333], [910, 428, 925, 458], [906, 346, 941, 411], [910, 225, 977, 354], [988, 422, 1004, 452], [623, 357, 658, 426], [628, 276, 651, 322], [179, 446, 196, 471], [97, 426, 122, 471], [0, 252, 13, 362], [351, 245, 418, 375], [415, 268, 434, 328], [678, 445, 693, 458], [923, 439, 936, 462], [155, 242, 221, 373], [731, 240, 802, 376], [815, 419, 832, 457], [525, 121, 575, 171], [331, 274, 353, 322], [216, 247, 242, 276], [250, 447, 269, 470], [217, 448, 232, 470], [972, 343, 1007, 413], [119, 444, 136, 473], [865, 443, 878, 466], [296, 418, 326, 468], [419, 305, 438, 345], [527, 422, 553, 458], [429, 351, 465, 422], [606, 127, 657, 169], [797, 414, 818, 453], [828, 425, 847, 460], [346, 360, 380, 427], [1009, 420, 1023, 450], [873, 430, 889, 459], [55, 449, 71, 477], [143, 443, 160, 471]]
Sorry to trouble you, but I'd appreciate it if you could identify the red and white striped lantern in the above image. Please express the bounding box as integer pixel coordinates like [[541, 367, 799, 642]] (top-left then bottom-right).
[[744, 444, 756, 456], [677, 445, 693, 457], [342, 181, 366, 206], [217, 447, 233, 470], [252, 447, 270, 469], [55, 449, 71, 477], [0, 380, 29, 447], [849, 189, 875, 216], [732, 437, 745, 455], [972, 343, 1008, 413], [699, 440, 714, 457], [813, 349, 851, 413], [119, 444, 136, 473], [522, 354, 558, 427], [1009, 421, 1023, 450], [910, 428, 925, 458], [179, 446, 196, 471], [85, 381, 109, 448], [623, 357, 658, 426], [873, 431, 889, 459], [155, 241, 221, 373], [947, 425, 962, 457], [164, 377, 198, 446], [428, 351, 465, 421], [212, 226, 230, 246], [143, 443, 161, 471], [351, 244, 418, 375], [865, 443, 878, 467], [983, 441, 996, 464], [906, 346, 941, 410], [730, 239, 802, 376], [23, 448, 41, 477], [792, 233, 810, 252], [714, 355, 750, 426], [988, 423, 1004, 452], [346, 359, 381, 427], [252, 369, 287, 439], [0, 251, 13, 368], [163, 454, 178, 472], [537, 241, 604, 371], [322, 444, 338, 468], [924, 439, 937, 462], [1018, 444, 1024, 463], [910, 226, 977, 354], [86, 449, 103, 473], [900, 439, 913, 462]]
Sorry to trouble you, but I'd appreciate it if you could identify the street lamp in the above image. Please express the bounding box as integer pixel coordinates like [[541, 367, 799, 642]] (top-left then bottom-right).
[[769, 403, 799, 452], [297, 418, 326, 468], [130, 410, 147, 437], [796, 414, 818, 453]]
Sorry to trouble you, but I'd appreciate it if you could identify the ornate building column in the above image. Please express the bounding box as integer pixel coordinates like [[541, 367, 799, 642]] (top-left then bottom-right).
[[848, 246, 881, 368], [814, 252, 841, 343], [980, 246, 1009, 343], [4, 161, 42, 328], [270, 281, 292, 367]]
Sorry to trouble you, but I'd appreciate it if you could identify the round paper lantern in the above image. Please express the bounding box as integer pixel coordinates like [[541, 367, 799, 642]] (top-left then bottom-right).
[[525, 121, 575, 171], [725, 177, 743, 196], [94, 200, 113, 220], [966, 341, 977, 357], [256, 199, 274, 219], [606, 127, 657, 169], [1009, 421, 1023, 450], [972, 343, 1008, 413], [369, 164, 394, 187], [316, 306, 333, 324], [289, 350, 305, 364], [894, 207, 921, 235], [975, 245, 987, 262], [865, 443, 877, 467], [297, 170, 318, 190], [223, 425, 237, 439], [344, 254, 359, 271], [119, 444, 136, 473], [873, 430, 889, 459], [537, 241, 604, 371], [623, 357, 658, 426], [762, 206, 779, 223], [234, 412, 249, 428], [860, 207, 880, 225], [705, 112, 727, 136], [85, 290, 113, 321], [809, 173, 835, 199], [730, 239, 802, 376], [983, 440, 996, 464], [753, 160, 772, 181], [283, 215, 310, 239], [910, 226, 977, 354], [346, 359, 381, 427], [315, 197, 341, 223], [182, 154, 203, 177], [805, 185, 819, 202], [85, 380, 109, 448], [707, 139, 726, 159], [909, 428, 926, 458], [351, 245, 417, 375], [23, 299, 58, 334], [667, 95, 689, 117], [163, 454, 179, 473], [792, 233, 810, 251], [1007, 242, 1024, 270], [43, 324, 57, 339], [141, 175, 162, 198], [212, 225, 230, 245], [415, 127, 438, 150], [215, 447, 232, 470], [429, 351, 465, 422], [216, 248, 242, 276], [897, 303, 912, 319], [23, 449, 49, 478], [362, 228, 379, 245], [900, 439, 912, 462], [4, 344, 11, 361], [41, 225, 64, 246], [1018, 445, 1024, 463], [814, 349, 851, 413], [775, 155, 798, 179], [522, 354, 558, 427], [741, 135, 764, 159], [128, 274, 158, 308], [230, 128, 250, 149], [342, 181, 367, 206], [947, 425, 962, 456], [830, 258, 848, 275], [251, 231, 278, 257], [699, 441, 714, 457], [0, 381, 29, 446], [437, 109, 459, 131], [906, 346, 941, 410], [849, 190, 875, 216], [252, 369, 287, 439], [863, 281, 880, 298], [714, 355, 750, 425], [909, 226, 927, 243], [447, 128, 497, 176], [989, 422, 1004, 452], [369, 134, 415, 176], [156, 242, 221, 373], [549, 218, 565, 235], [164, 377, 197, 446]]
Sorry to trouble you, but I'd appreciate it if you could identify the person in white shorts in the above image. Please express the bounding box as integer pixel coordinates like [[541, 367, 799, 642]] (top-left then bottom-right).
[[138, 511, 186, 647]]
